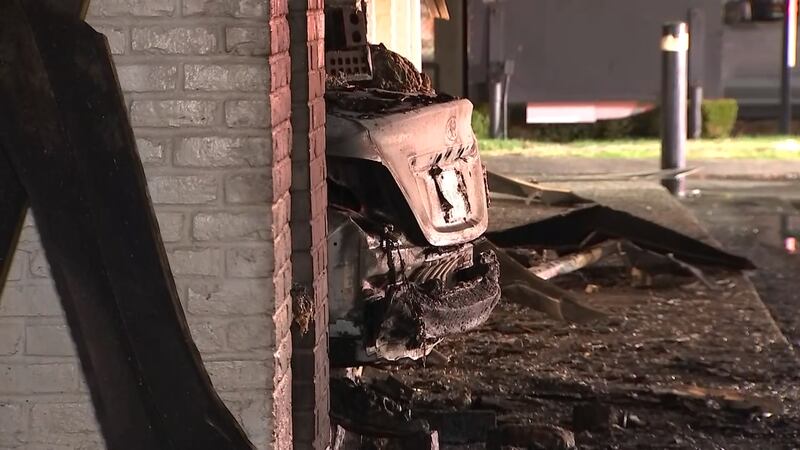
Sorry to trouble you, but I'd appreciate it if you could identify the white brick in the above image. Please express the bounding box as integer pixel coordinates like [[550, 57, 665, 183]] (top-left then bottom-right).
[[136, 137, 169, 165], [0, 283, 62, 317], [176, 137, 270, 168], [205, 360, 269, 391], [26, 325, 76, 357], [225, 100, 269, 128], [226, 247, 273, 277], [156, 212, 184, 243], [130, 100, 218, 127], [185, 65, 268, 92], [18, 226, 40, 244], [0, 322, 24, 356], [226, 27, 268, 56], [117, 65, 177, 92], [132, 27, 217, 55], [5, 251, 25, 281], [0, 403, 26, 433], [187, 280, 270, 315], [0, 364, 79, 394], [183, 0, 267, 18], [220, 393, 270, 443], [93, 26, 127, 55], [187, 317, 228, 353], [167, 248, 220, 276], [225, 173, 271, 204], [227, 317, 272, 351], [31, 403, 97, 433], [22, 440, 104, 450], [193, 212, 268, 241], [88, 0, 175, 17], [147, 175, 218, 205], [30, 251, 50, 278]]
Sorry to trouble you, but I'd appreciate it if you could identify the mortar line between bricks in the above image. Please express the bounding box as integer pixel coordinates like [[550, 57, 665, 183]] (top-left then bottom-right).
[[133, 128, 273, 138], [112, 55, 270, 64], [88, 17, 269, 26]]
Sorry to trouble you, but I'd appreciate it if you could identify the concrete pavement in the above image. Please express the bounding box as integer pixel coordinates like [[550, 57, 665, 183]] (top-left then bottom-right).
[[483, 155, 800, 180]]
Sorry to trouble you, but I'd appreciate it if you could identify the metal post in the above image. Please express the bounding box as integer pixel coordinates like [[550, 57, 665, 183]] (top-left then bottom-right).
[[501, 60, 515, 140], [688, 8, 706, 140], [780, 0, 797, 134], [688, 86, 703, 139], [489, 78, 503, 139], [489, 77, 503, 138], [487, 1, 506, 139], [661, 22, 689, 196]]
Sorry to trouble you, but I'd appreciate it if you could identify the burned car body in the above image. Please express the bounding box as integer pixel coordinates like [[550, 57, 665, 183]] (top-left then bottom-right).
[[325, 88, 501, 366]]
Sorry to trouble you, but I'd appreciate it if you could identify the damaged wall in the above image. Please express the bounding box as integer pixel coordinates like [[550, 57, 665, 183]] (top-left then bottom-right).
[[0, 0, 294, 448]]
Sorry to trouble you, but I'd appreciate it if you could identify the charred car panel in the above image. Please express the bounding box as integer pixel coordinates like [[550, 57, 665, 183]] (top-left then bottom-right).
[[326, 88, 500, 366], [327, 89, 489, 247]]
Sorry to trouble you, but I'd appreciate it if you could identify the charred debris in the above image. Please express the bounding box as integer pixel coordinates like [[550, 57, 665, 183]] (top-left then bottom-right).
[[328, 173, 756, 450], [322, 6, 756, 449]]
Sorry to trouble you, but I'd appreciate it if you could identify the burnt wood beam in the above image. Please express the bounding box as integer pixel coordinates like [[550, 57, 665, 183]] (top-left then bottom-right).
[[0, 5, 160, 448], [0, 0, 91, 300], [29, 13, 255, 449], [0, 2, 254, 448], [0, 150, 27, 296], [20, 0, 90, 19]]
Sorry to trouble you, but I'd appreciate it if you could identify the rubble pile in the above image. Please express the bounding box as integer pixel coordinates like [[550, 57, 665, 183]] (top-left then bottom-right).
[[327, 44, 435, 95], [357, 44, 434, 95], [340, 178, 800, 448]]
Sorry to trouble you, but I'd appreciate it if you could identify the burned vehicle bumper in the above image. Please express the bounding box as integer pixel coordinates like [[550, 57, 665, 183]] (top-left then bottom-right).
[[326, 90, 501, 366], [328, 210, 501, 366]]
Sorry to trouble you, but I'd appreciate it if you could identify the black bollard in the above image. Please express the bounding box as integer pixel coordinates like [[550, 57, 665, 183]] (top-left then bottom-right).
[[688, 8, 706, 140], [688, 86, 703, 140], [489, 76, 504, 138], [661, 22, 689, 196], [780, 0, 797, 134], [487, 1, 507, 139]]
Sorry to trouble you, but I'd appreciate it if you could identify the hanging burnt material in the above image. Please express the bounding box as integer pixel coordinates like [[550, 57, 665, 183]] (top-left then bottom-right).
[[486, 205, 755, 271], [0, 2, 253, 448]]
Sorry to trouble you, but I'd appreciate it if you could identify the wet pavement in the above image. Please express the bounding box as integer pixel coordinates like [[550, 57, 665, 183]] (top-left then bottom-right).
[[365, 178, 800, 449], [686, 179, 800, 353], [483, 155, 800, 181]]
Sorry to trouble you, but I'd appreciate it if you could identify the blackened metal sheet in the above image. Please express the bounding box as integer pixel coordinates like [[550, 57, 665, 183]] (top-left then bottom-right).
[[0, 3, 254, 448], [486, 170, 589, 206], [485, 205, 755, 270]]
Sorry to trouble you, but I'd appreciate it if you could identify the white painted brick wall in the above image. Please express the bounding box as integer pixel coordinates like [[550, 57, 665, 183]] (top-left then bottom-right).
[[0, 0, 291, 448]]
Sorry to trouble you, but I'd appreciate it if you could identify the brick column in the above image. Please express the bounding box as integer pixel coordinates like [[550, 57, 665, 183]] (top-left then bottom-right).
[[288, 1, 330, 449], [269, 1, 296, 448]]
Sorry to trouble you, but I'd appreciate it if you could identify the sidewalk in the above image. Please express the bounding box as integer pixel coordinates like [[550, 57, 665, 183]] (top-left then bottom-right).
[[483, 155, 800, 180]]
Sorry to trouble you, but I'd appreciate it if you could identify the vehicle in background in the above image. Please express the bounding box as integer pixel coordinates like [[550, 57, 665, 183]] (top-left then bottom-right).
[[751, 0, 784, 21], [725, 0, 784, 24]]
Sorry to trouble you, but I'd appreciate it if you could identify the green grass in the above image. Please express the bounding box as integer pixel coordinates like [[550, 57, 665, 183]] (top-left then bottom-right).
[[478, 136, 800, 159]]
